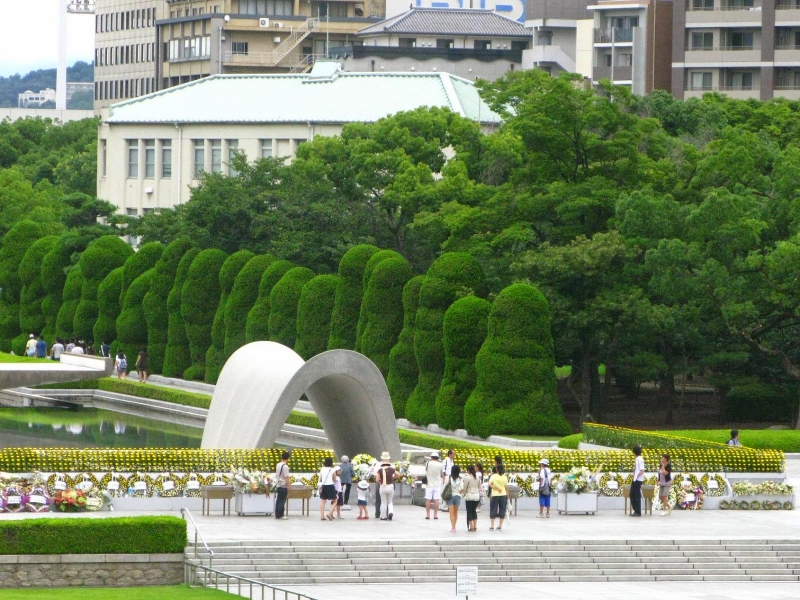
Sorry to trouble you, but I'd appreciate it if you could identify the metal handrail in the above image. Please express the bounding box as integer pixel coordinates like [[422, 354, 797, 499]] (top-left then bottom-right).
[[181, 507, 214, 571], [187, 563, 322, 600]]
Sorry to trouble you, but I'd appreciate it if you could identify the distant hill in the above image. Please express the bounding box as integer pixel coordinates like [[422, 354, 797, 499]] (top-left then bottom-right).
[[0, 61, 94, 108]]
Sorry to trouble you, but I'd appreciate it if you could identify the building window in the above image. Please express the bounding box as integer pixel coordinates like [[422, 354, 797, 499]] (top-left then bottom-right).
[[127, 140, 139, 178], [724, 0, 754, 8], [617, 52, 632, 66], [399, 38, 416, 48], [604, 53, 613, 66], [232, 42, 249, 55], [227, 140, 239, 177], [261, 139, 273, 158], [126, 208, 139, 217], [728, 31, 754, 49], [436, 39, 455, 49], [144, 140, 155, 179], [536, 31, 552, 46], [267, 0, 294, 15], [161, 140, 172, 178], [691, 72, 713, 90], [728, 71, 753, 89], [313, 2, 347, 17], [193, 140, 205, 178], [691, 31, 714, 50], [100, 140, 107, 177], [475, 40, 493, 50], [211, 140, 222, 173]]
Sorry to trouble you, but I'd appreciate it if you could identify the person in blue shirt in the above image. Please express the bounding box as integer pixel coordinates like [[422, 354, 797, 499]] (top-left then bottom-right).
[[35, 335, 47, 359]]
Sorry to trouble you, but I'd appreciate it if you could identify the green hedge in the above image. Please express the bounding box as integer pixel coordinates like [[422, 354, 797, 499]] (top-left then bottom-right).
[[55, 267, 84, 341], [0, 516, 187, 555], [406, 253, 486, 426], [119, 242, 163, 304], [224, 254, 273, 359], [464, 283, 571, 437], [116, 268, 156, 366], [724, 383, 796, 422], [386, 275, 424, 418], [163, 247, 200, 378], [558, 433, 582, 449], [354, 249, 403, 352], [294, 274, 338, 360], [584, 423, 733, 450], [327, 244, 379, 350], [435, 295, 491, 431], [0, 220, 44, 351], [143, 238, 195, 375], [16, 235, 57, 351], [268, 267, 315, 348], [41, 234, 78, 342], [205, 250, 253, 383], [40, 377, 212, 409], [93, 266, 124, 351], [245, 259, 293, 343], [181, 249, 227, 381]]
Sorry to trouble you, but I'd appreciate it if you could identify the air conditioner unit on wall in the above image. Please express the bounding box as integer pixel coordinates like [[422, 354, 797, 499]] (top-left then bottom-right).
[[259, 17, 270, 27], [274, 22, 284, 28]]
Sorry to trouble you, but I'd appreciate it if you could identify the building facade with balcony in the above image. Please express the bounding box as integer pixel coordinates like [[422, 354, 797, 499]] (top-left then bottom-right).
[[330, 8, 531, 80], [672, 0, 800, 99], [524, 0, 594, 79]]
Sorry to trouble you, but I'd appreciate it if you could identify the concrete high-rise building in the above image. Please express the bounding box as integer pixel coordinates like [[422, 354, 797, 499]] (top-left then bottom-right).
[[524, 0, 594, 78]]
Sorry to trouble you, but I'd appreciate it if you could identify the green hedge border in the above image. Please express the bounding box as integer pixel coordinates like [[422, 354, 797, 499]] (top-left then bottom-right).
[[583, 423, 729, 450]]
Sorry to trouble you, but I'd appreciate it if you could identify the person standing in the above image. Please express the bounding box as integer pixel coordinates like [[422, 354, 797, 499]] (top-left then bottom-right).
[[100, 340, 111, 358], [475, 462, 485, 513], [369, 459, 382, 519], [50, 338, 64, 361], [488, 465, 509, 530], [339, 455, 354, 507], [136, 349, 150, 383], [25, 334, 36, 356], [376, 452, 395, 521], [445, 465, 463, 533], [35, 336, 47, 359], [318, 457, 337, 521], [425, 451, 443, 520], [463, 465, 481, 532], [443, 449, 455, 480], [537, 458, 552, 518], [630, 445, 645, 517], [356, 480, 370, 520], [274, 451, 290, 520], [727, 429, 742, 447], [114, 351, 128, 379], [658, 453, 672, 517], [328, 466, 343, 520]]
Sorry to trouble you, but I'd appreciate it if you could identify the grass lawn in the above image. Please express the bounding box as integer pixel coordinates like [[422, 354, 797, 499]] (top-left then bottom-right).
[[0, 352, 50, 363], [559, 429, 800, 452], [10, 585, 233, 599], [502, 434, 563, 441]]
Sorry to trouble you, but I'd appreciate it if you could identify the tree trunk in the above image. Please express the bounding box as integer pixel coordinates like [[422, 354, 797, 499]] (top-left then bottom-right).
[[588, 360, 603, 420]]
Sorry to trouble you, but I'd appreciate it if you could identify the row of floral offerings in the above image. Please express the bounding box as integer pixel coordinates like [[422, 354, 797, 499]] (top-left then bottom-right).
[[0, 474, 104, 512]]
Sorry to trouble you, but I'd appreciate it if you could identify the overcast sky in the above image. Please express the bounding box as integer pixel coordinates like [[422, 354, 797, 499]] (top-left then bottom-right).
[[0, 0, 95, 77]]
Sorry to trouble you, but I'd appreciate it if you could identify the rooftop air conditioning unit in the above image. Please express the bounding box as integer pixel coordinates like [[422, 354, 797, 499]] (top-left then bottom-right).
[[274, 22, 284, 28], [259, 17, 270, 27]]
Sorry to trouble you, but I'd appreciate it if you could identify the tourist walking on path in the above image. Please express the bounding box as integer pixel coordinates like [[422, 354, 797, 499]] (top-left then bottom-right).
[[658, 453, 672, 516], [318, 457, 338, 521], [488, 465, 509, 531], [376, 452, 395, 521], [445, 465, 463, 533], [114, 351, 127, 379], [100, 340, 111, 358], [136, 349, 150, 383], [463, 465, 480, 532], [50, 338, 64, 360], [339, 456, 354, 506], [538, 458, 552, 518], [35, 335, 47, 359], [424, 451, 443, 520], [630, 445, 645, 517], [274, 451, 290, 520]]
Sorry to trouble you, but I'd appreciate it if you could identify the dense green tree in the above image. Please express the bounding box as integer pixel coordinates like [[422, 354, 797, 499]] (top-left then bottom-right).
[[119, 242, 164, 304], [268, 267, 315, 349], [294, 274, 338, 360], [225, 254, 274, 358], [405, 253, 486, 426], [116, 268, 156, 366], [359, 256, 413, 376], [464, 283, 571, 437], [354, 249, 404, 352], [16, 235, 58, 351], [163, 247, 200, 378], [143, 238, 195, 375], [40, 233, 81, 341], [386, 275, 425, 417], [0, 220, 45, 350], [435, 295, 491, 431], [93, 266, 124, 351], [205, 250, 254, 383], [245, 259, 293, 343], [0, 169, 60, 236], [55, 267, 84, 341], [181, 249, 227, 381], [327, 244, 379, 350]]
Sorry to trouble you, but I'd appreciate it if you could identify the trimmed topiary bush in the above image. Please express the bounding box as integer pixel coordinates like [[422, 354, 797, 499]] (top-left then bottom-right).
[[181, 249, 227, 381], [327, 244, 379, 350], [225, 254, 274, 359], [55, 267, 84, 341], [464, 283, 572, 438], [15, 235, 57, 352], [205, 250, 254, 383], [295, 274, 338, 360], [435, 295, 491, 431], [405, 253, 486, 427], [93, 266, 124, 352], [355, 249, 404, 352], [386, 275, 425, 418], [163, 247, 200, 378], [41, 233, 80, 342], [73, 236, 134, 342], [359, 256, 413, 377], [116, 268, 156, 367], [269, 267, 315, 349], [245, 259, 293, 343], [0, 221, 44, 351], [119, 242, 164, 305], [143, 238, 195, 375]]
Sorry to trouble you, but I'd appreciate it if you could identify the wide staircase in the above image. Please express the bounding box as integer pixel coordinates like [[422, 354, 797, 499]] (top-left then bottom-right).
[[188, 539, 800, 584]]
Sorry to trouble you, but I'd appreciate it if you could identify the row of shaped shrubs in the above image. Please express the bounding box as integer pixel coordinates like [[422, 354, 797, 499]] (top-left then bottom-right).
[[1, 226, 571, 436]]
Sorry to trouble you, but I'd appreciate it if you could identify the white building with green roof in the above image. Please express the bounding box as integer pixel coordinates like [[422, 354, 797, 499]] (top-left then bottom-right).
[[97, 62, 501, 213]]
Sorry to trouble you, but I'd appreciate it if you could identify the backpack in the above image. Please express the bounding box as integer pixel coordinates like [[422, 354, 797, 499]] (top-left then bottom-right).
[[539, 470, 551, 496], [441, 480, 453, 501], [118, 357, 127, 371]]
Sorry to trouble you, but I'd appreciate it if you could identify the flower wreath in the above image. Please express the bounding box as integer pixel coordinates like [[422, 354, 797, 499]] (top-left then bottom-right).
[[84, 490, 106, 511], [515, 474, 537, 497], [25, 486, 50, 513], [2, 486, 28, 513], [154, 473, 187, 498], [598, 473, 625, 497], [301, 474, 320, 489], [624, 474, 658, 486], [676, 486, 704, 510], [673, 473, 701, 491], [73, 472, 101, 493], [100, 472, 128, 497], [184, 473, 204, 497], [700, 473, 726, 497], [53, 488, 87, 511], [784, 501, 794, 510], [128, 472, 155, 497], [351, 454, 375, 467], [46, 473, 72, 495]]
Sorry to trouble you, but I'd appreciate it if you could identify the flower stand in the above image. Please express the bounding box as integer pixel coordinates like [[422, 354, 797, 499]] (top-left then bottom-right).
[[556, 491, 598, 515], [235, 491, 273, 516]]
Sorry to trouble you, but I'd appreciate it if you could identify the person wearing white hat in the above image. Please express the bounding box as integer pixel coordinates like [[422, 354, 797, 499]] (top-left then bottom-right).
[[376, 451, 395, 521], [356, 480, 370, 520], [425, 451, 443, 520], [538, 458, 552, 518], [25, 334, 36, 357]]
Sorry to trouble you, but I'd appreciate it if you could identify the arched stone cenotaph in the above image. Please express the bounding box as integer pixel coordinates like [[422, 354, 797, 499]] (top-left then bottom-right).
[[201, 341, 401, 459]]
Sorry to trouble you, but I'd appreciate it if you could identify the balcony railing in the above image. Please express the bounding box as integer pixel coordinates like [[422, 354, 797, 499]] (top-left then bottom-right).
[[775, 43, 800, 49], [594, 27, 634, 43], [688, 3, 762, 9], [720, 44, 755, 50], [775, 84, 800, 89], [685, 45, 757, 50], [777, 1, 800, 8], [685, 85, 754, 91]]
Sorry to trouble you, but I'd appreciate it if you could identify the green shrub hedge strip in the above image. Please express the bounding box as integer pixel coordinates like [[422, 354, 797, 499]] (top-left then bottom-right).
[[583, 423, 731, 450], [0, 516, 187, 555]]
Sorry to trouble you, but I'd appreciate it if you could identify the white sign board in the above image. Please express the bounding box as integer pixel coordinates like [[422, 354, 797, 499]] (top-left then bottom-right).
[[456, 566, 478, 597]]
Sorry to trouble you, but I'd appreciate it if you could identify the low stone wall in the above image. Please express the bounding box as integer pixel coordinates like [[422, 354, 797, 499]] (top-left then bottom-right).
[[0, 554, 184, 588]]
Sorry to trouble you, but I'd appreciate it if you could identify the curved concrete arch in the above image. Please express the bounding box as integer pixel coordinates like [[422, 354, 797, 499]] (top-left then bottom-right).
[[201, 341, 401, 460]]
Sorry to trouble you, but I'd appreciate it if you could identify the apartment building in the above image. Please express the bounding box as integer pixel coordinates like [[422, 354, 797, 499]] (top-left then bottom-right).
[[672, 0, 800, 100], [524, 0, 593, 78], [94, 0, 160, 109]]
